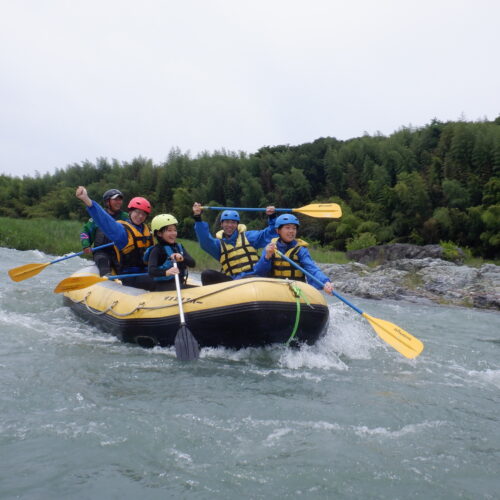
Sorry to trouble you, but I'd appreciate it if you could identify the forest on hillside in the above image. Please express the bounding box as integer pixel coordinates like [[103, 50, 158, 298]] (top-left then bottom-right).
[[1, 118, 499, 258]]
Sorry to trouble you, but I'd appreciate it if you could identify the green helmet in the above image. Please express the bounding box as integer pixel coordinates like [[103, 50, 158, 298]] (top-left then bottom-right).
[[151, 213, 178, 232]]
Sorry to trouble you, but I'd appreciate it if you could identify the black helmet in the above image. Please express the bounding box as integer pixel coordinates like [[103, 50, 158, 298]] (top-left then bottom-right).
[[103, 189, 123, 202]]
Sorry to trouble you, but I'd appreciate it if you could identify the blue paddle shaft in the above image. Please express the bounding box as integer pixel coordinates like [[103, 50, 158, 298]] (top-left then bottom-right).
[[276, 250, 364, 315], [50, 242, 115, 265], [107, 273, 146, 281], [204, 206, 292, 212]]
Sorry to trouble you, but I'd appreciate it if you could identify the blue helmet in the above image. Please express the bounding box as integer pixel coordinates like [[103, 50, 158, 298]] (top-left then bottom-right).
[[275, 214, 300, 228], [221, 210, 240, 222]]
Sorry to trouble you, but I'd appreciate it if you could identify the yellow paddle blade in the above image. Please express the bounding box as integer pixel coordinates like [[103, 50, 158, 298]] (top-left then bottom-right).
[[54, 275, 107, 293], [293, 203, 342, 219], [363, 313, 424, 359], [8, 262, 51, 282]]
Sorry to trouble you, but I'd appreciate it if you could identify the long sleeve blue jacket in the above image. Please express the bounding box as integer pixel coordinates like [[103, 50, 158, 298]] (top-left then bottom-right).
[[253, 239, 330, 290], [194, 217, 277, 279], [86, 201, 146, 250]]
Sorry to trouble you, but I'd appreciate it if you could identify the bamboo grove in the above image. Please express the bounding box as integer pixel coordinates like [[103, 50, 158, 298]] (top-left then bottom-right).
[[1, 118, 499, 258]]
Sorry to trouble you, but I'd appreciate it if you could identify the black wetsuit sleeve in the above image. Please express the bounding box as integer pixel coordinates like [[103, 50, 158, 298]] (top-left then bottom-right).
[[182, 247, 196, 268], [148, 245, 169, 278]]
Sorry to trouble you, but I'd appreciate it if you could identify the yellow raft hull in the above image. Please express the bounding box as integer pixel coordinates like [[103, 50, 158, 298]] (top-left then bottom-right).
[[62, 267, 330, 349]]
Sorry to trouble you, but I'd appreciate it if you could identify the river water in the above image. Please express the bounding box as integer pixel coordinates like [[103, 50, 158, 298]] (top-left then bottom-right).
[[1, 247, 499, 499]]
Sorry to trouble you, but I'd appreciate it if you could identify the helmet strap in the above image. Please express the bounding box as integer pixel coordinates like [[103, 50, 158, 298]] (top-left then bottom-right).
[[105, 201, 118, 214]]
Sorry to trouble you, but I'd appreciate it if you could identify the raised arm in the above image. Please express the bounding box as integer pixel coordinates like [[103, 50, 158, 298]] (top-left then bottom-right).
[[76, 186, 128, 248], [245, 206, 277, 249], [192, 202, 222, 260]]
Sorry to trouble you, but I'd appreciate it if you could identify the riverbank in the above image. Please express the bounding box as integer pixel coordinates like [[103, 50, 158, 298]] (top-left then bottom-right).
[[320, 258, 500, 311]]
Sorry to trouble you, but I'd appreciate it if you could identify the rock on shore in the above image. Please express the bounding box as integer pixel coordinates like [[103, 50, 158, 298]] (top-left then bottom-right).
[[320, 258, 500, 310]]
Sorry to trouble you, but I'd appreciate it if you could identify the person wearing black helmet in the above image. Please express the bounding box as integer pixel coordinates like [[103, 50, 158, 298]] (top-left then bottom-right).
[[79, 188, 128, 276], [76, 186, 156, 290], [253, 214, 334, 294], [192, 202, 276, 285]]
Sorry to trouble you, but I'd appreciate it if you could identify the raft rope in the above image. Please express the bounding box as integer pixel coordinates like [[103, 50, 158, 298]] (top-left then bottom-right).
[[81, 292, 120, 315], [69, 279, 316, 325], [77, 291, 147, 317], [285, 281, 312, 346]]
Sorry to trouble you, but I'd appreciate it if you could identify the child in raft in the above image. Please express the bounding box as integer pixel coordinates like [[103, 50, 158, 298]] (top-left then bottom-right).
[[253, 213, 334, 294], [145, 213, 196, 291]]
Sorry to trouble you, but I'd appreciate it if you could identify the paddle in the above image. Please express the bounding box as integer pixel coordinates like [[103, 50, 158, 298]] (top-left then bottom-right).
[[53, 273, 147, 293], [275, 250, 424, 359], [172, 261, 200, 361], [8, 242, 115, 282], [202, 203, 342, 219]]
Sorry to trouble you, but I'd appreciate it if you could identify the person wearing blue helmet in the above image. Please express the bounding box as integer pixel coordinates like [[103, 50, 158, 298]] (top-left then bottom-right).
[[253, 213, 334, 294], [192, 202, 276, 285]]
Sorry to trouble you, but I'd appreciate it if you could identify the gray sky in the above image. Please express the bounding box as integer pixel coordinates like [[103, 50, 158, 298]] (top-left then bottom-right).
[[1, 0, 499, 178]]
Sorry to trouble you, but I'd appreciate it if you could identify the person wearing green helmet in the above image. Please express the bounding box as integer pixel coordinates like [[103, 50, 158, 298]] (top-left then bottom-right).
[[254, 213, 334, 294], [145, 213, 196, 291]]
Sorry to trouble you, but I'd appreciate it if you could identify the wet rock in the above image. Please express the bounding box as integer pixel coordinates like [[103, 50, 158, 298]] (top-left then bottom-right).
[[472, 294, 500, 309], [320, 258, 500, 311]]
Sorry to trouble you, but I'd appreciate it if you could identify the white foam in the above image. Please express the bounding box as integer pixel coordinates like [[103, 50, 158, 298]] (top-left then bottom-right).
[[324, 303, 380, 359], [264, 427, 292, 446], [467, 368, 500, 389], [445, 362, 500, 390], [177, 414, 447, 444], [0, 310, 41, 331], [177, 413, 344, 434], [244, 368, 323, 382], [353, 420, 445, 438], [278, 344, 348, 371], [168, 447, 194, 465], [100, 437, 128, 446]]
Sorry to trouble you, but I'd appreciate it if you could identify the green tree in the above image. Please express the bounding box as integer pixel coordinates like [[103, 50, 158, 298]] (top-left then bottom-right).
[[324, 146, 346, 197], [480, 205, 500, 257], [391, 171, 431, 238], [240, 171, 265, 209], [346, 232, 377, 251], [442, 179, 470, 209]]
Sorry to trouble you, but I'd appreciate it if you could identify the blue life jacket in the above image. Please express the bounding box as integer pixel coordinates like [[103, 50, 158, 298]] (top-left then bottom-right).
[[143, 243, 185, 282]]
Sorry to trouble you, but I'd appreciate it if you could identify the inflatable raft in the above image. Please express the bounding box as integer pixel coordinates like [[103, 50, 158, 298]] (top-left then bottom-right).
[[61, 266, 330, 349]]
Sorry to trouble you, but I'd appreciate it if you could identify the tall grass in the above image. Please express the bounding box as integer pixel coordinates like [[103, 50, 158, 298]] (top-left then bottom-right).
[[177, 239, 220, 269], [0, 217, 83, 256], [308, 246, 349, 265]]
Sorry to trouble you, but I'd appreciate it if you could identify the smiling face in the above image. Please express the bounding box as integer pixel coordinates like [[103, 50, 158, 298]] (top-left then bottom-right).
[[107, 196, 123, 213], [129, 208, 148, 226], [277, 223, 298, 243], [158, 225, 177, 244], [221, 219, 238, 237]]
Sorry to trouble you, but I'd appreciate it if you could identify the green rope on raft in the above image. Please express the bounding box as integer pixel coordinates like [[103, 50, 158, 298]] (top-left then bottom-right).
[[285, 282, 312, 346]]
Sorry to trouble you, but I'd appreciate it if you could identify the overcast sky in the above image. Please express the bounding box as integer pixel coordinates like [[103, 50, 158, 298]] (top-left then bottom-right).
[[1, 0, 499, 178]]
